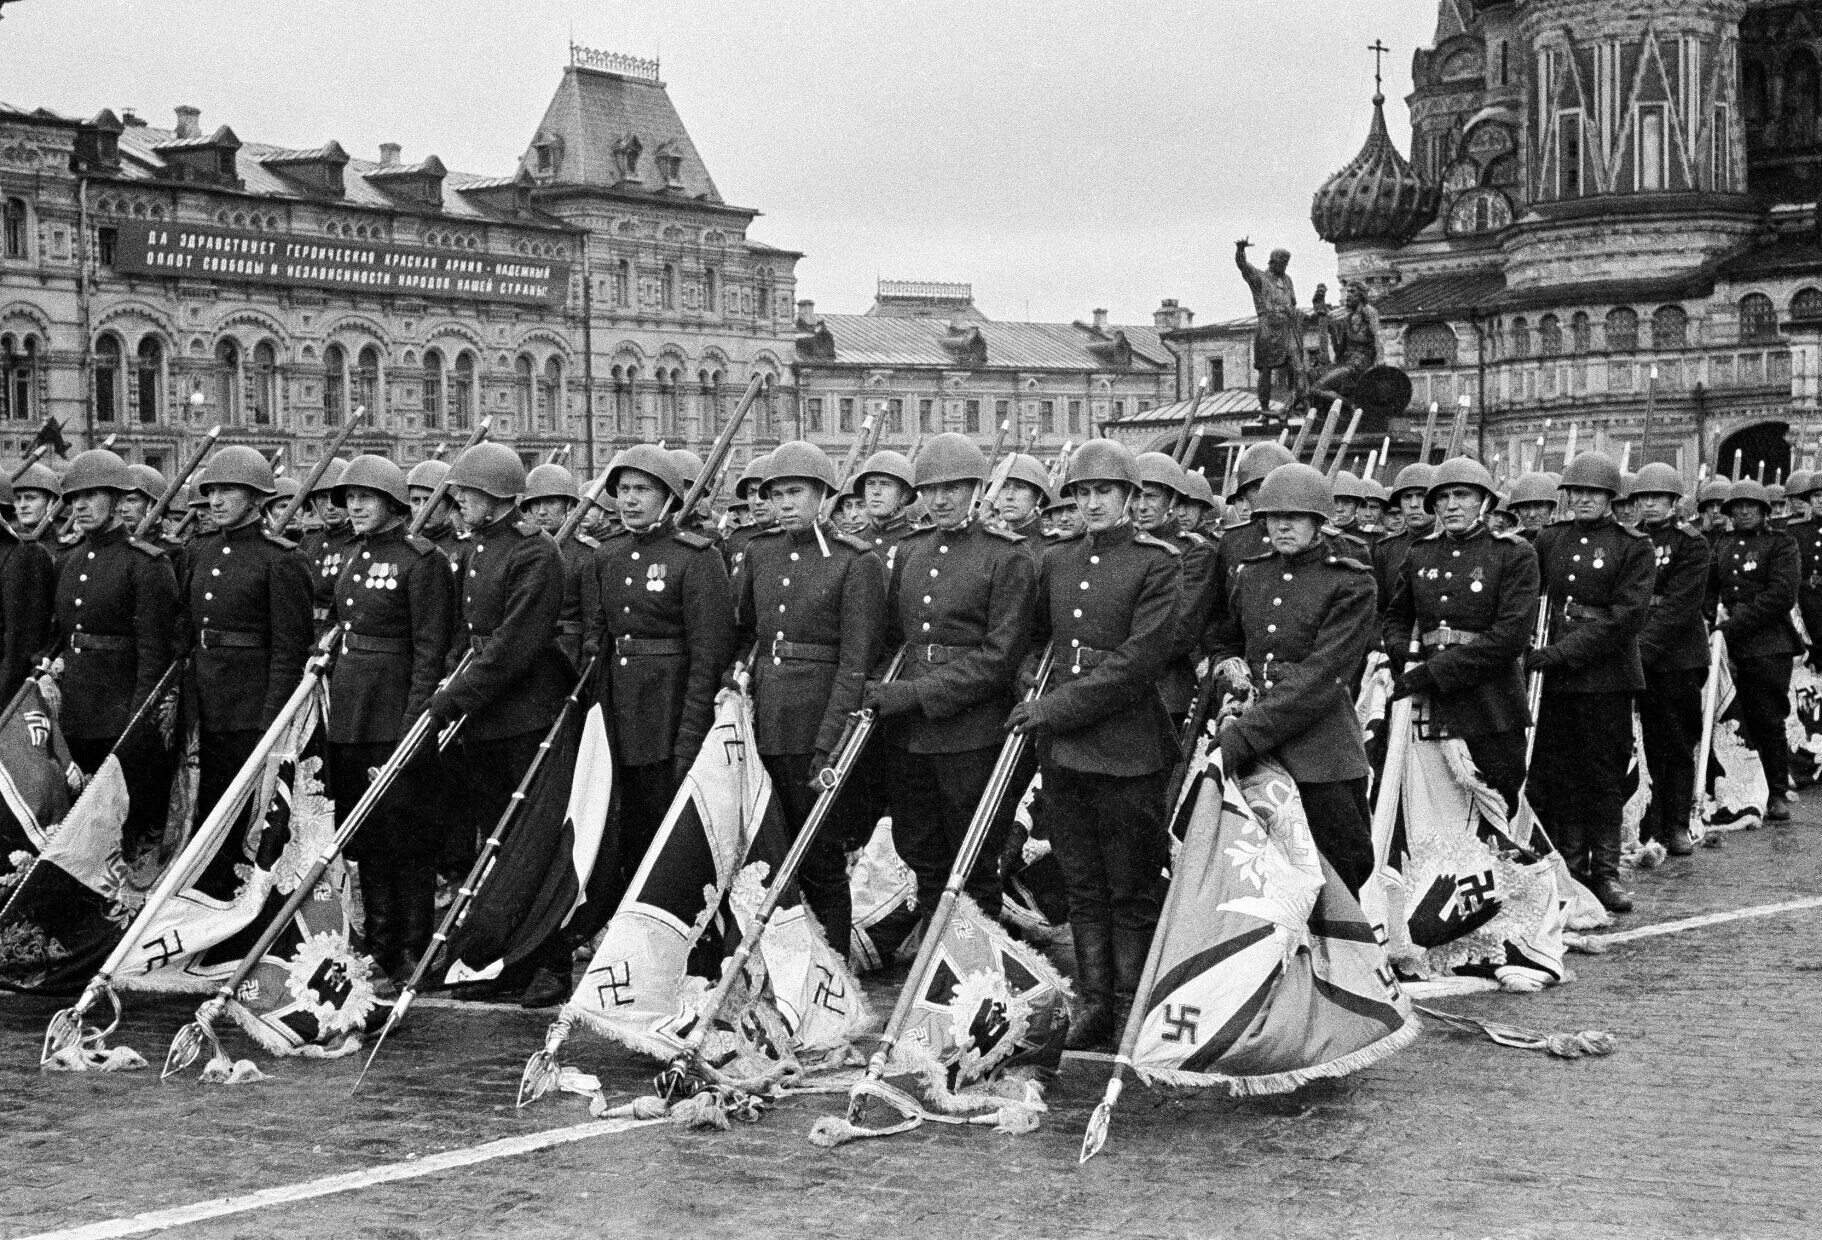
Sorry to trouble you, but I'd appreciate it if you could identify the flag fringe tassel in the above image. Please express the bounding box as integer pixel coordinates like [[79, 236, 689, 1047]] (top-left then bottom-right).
[[1134, 1012, 1422, 1097]]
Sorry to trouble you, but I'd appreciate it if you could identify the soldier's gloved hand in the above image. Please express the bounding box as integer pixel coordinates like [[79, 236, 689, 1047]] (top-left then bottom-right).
[[1393, 665, 1437, 700], [1006, 700, 1048, 735], [1523, 647, 1564, 673], [1216, 715, 1250, 773], [423, 691, 462, 729], [807, 751, 835, 791], [34, 674, 61, 718], [1213, 656, 1252, 698], [863, 680, 919, 718]]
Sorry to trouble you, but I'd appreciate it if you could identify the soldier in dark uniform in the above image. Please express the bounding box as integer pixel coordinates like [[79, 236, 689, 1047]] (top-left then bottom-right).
[[1044, 492, 1082, 542], [43, 449, 177, 853], [993, 453, 1052, 541], [299, 458, 354, 630], [1183, 441, 1294, 658], [1382, 457, 1540, 815], [1358, 476, 1391, 538], [1372, 463, 1437, 615], [1172, 467, 1222, 544], [421, 442, 575, 1005], [11, 461, 59, 541], [587, 444, 735, 884], [261, 477, 304, 543], [406, 459, 464, 564], [1708, 478, 1802, 824], [1008, 439, 1180, 1051], [1696, 478, 1732, 546], [1506, 473, 1557, 543], [521, 462, 598, 673], [1329, 470, 1371, 544], [1527, 451, 1655, 911], [1630, 464, 1711, 855], [1135, 451, 1209, 726], [0, 468, 54, 705], [722, 452, 774, 585], [1785, 471, 1822, 667], [115, 464, 166, 539], [1212, 463, 1380, 894], [179, 447, 315, 897], [864, 433, 1037, 919], [325, 456, 455, 990], [732, 441, 885, 959], [1768, 482, 1791, 530], [853, 450, 919, 555], [1786, 470, 1814, 527]]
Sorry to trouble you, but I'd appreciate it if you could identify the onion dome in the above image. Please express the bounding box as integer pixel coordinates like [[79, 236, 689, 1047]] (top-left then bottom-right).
[[1311, 93, 1438, 245]]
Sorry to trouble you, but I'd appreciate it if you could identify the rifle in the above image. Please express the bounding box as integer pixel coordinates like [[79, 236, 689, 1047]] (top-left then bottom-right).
[[1290, 406, 1316, 458], [1307, 398, 1343, 470], [1163, 661, 1222, 821], [1418, 402, 1440, 463], [135, 426, 221, 540], [972, 418, 1013, 518], [269, 406, 368, 536], [406, 416, 493, 538], [681, 373, 764, 520], [9, 443, 51, 483], [1445, 394, 1470, 459], [1172, 379, 1209, 464], [555, 473, 610, 545], [1325, 405, 1364, 480]]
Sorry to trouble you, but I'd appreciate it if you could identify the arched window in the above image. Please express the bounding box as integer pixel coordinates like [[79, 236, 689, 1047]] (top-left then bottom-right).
[[612, 364, 636, 434], [704, 268, 719, 316], [514, 354, 534, 423], [353, 345, 380, 416], [1785, 50, 1820, 148], [1, 335, 36, 420], [450, 352, 475, 430], [252, 340, 276, 425], [612, 260, 630, 308], [1570, 311, 1592, 354], [214, 338, 241, 423], [1406, 323, 1459, 367], [94, 334, 122, 423], [756, 271, 773, 318], [1605, 307, 1639, 351], [1509, 317, 1531, 358], [1793, 288, 1822, 320], [1651, 305, 1688, 349], [537, 357, 561, 433], [700, 369, 723, 434], [755, 374, 775, 437], [323, 343, 346, 425], [422, 348, 444, 431], [3, 198, 26, 259], [661, 264, 676, 311], [1538, 315, 1563, 356], [135, 337, 163, 423], [1744, 58, 1769, 128], [1740, 293, 1779, 343], [659, 366, 681, 436]]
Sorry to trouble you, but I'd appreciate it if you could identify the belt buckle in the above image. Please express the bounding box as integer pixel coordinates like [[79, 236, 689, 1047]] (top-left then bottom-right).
[[199, 629, 210, 651], [770, 635, 784, 664], [925, 643, 941, 664], [1071, 646, 1084, 674]]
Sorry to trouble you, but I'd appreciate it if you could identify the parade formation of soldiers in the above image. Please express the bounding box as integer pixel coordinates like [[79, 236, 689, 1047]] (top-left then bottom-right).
[[1, 420, 1806, 1051]]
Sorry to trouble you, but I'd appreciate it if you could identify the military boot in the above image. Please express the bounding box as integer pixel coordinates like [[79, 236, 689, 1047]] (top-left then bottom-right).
[[1064, 922, 1116, 1052], [392, 861, 438, 988], [359, 870, 399, 1000], [1110, 925, 1155, 1045]]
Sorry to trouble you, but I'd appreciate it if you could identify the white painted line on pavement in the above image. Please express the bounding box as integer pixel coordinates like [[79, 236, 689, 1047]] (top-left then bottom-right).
[[1586, 894, 1822, 946], [15, 1116, 664, 1240]]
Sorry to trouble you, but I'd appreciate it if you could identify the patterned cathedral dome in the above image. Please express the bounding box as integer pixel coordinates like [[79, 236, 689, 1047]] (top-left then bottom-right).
[[1311, 93, 1439, 245]]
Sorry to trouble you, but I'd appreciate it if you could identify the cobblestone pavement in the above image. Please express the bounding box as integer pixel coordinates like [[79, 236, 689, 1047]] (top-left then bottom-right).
[[5, 806, 1822, 1240]]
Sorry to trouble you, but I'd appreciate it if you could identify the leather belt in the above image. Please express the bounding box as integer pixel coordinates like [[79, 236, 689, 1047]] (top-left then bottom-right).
[[558, 621, 584, 636], [770, 637, 839, 664], [616, 636, 687, 657], [199, 628, 266, 650], [1564, 602, 1612, 622], [1066, 644, 1110, 673], [914, 642, 981, 666], [68, 631, 132, 652], [342, 633, 409, 655], [1421, 628, 1481, 648]]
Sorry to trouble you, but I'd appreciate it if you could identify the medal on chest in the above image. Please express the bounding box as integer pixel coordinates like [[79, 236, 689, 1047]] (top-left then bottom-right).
[[363, 562, 398, 590], [1469, 566, 1485, 593], [321, 551, 343, 580], [646, 562, 668, 592]]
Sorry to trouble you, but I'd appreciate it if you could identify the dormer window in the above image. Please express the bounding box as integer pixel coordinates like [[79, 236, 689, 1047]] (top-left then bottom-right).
[[613, 134, 643, 181], [531, 132, 563, 177], [655, 141, 683, 188]]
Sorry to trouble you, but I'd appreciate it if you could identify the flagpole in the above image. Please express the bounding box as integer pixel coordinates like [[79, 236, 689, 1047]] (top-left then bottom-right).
[[357, 654, 597, 1095], [1690, 632, 1724, 842]]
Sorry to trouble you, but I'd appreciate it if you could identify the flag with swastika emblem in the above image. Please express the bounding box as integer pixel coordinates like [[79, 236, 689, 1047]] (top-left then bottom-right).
[[1128, 754, 1416, 1094]]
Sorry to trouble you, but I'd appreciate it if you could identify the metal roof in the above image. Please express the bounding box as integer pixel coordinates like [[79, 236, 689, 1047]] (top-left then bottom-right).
[[808, 313, 1174, 373]]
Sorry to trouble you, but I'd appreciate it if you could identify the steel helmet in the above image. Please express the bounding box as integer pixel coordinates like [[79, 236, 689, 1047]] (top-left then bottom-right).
[[1252, 463, 1333, 520], [1629, 462, 1684, 498], [1361, 478, 1391, 507], [1389, 462, 1436, 503], [1231, 441, 1295, 497], [912, 433, 988, 488], [308, 456, 350, 497], [1178, 468, 1218, 508], [1618, 472, 1640, 501], [667, 449, 705, 490], [1509, 472, 1559, 507], [1044, 492, 1078, 513], [856, 449, 917, 493], [605, 444, 687, 502], [1767, 482, 1787, 504], [522, 462, 579, 505], [1424, 456, 1497, 511], [0, 470, 11, 507], [1560, 451, 1623, 496], [1786, 469, 1815, 499], [1135, 451, 1189, 497], [1331, 470, 1366, 501], [197, 444, 278, 496], [447, 442, 527, 500], [1544, 471, 1563, 488], [1062, 439, 1142, 493], [1726, 478, 1772, 510], [126, 463, 167, 503], [1697, 478, 1733, 508], [334, 453, 410, 508], [735, 453, 772, 500], [1493, 490, 1513, 514], [265, 475, 302, 509], [406, 458, 451, 493], [765, 440, 839, 491], [999, 453, 1053, 502], [61, 448, 134, 495], [12, 460, 61, 497], [186, 484, 210, 511]]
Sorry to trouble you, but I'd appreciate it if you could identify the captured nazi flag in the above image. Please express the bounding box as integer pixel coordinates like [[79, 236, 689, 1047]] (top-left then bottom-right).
[[1129, 756, 1416, 1094]]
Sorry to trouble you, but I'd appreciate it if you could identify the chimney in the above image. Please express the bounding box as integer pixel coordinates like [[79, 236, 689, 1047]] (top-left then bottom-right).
[[796, 298, 816, 324], [1154, 298, 1192, 331], [379, 143, 401, 167], [121, 108, 144, 127], [1091, 308, 1108, 333], [174, 105, 201, 139]]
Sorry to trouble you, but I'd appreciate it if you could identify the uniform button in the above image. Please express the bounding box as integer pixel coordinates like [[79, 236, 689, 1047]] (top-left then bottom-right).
[[1283, 572, 1293, 581], [1073, 608, 1083, 618], [782, 578, 790, 586], [1070, 638, 1081, 647], [632, 552, 640, 561], [790, 552, 800, 562], [778, 604, 787, 612], [222, 547, 230, 555], [1444, 571, 1452, 579], [1272, 598, 1282, 605], [1568, 575, 1576, 583], [1090, 556, 1100, 565], [939, 545, 948, 554], [1580, 537, 1589, 545], [1572, 554, 1581, 562], [923, 595, 932, 604], [204, 592, 212, 600], [347, 598, 355, 606], [623, 606, 631, 614], [79, 574, 87, 582], [362, 551, 371, 560], [212, 568, 221, 576], [1452, 549, 1461, 557], [86, 551, 95, 560], [74, 598, 82, 606], [922, 622, 932, 632], [1079, 581, 1089, 590], [930, 569, 940, 578], [625, 577, 633, 586], [1267, 623, 1277, 632], [476, 544, 484, 553], [1440, 594, 1449, 602]]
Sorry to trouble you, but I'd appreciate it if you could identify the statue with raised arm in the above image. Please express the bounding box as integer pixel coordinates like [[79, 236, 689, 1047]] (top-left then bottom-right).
[[1235, 239, 1308, 413], [1312, 279, 1383, 402]]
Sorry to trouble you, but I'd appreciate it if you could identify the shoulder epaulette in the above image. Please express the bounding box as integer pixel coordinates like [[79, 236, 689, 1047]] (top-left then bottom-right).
[[1417, 527, 1443, 542], [750, 525, 786, 540], [1045, 529, 1083, 544], [1679, 521, 1704, 538], [1182, 530, 1208, 547], [128, 536, 166, 559], [1325, 552, 1374, 572], [1242, 549, 1275, 564], [514, 519, 543, 538], [262, 530, 299, 551], [833, 530, 875, 553], [1133, 530, 1182, 556], [405, 533, 437, 557], [672, 528, 714, 550], [575, 531, 602, 550], [1493, 528, 1529, 544], [984, 525, 1025, 542]]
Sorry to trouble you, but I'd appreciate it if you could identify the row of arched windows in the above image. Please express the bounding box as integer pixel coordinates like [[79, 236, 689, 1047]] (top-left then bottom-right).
[[1500, 306, 1689, 359]]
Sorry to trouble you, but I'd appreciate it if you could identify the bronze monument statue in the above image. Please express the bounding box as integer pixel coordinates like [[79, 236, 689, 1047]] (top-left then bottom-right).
[[1312, 279, 1382, 402], [1235, 238, 1308, 413]]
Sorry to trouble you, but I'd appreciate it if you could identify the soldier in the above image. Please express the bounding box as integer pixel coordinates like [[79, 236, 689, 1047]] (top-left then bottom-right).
[[12, 461, 60, 540], [1696, 478, 1732, 544], [993, 453, 1052, 541], [1330, 470, 1370, 543], [833, 487, 871, 536], [1008, 439, 1180, 1051], [0, 468, 53, 704], [325, 455, 455, 990], [1135, 451, 1210, 726], [1506, 473, 1557, 538], [180, 446, 315, 897], [115, 464, 166, 536], [1044, 492, 1083, 542], [1768, 482, 1791, 529], [299, 458, 355, 628], [1172, 467, 1222, 542], [587, 444, 735, 884], [1382, 457, 1540, 815], [162, 484, 197, 546], [1372, 463, 1437, 615], [406, 458, 464, 562], [1356, 475, 1390, 537], [1789, 472, 1822, 665], [1614, 473, 1643, 530], [1488, 491, 1521, 536], [521, 462, 597, 673], [42, 449, 177, 852], [667, 449, 721, 542], [261, 476, 303, 539], [1526, 451, 1655, 912], [731, 441, 885, 958], [1708, 478, 1802, 824], [1189, 442, 1296, 651], [1786, 470, 1815, 526], [420, 442, 575, 1005], [851, 450, 919, 555], [1630, 464, 1710, 856], [1211, 463, 1379, 895], [722, 452, 774, 584], [864, 433, 1037, 921]]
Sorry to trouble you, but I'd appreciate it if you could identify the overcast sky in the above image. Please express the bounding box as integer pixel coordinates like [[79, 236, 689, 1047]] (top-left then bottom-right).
[[1, 0, 1438, 325]]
